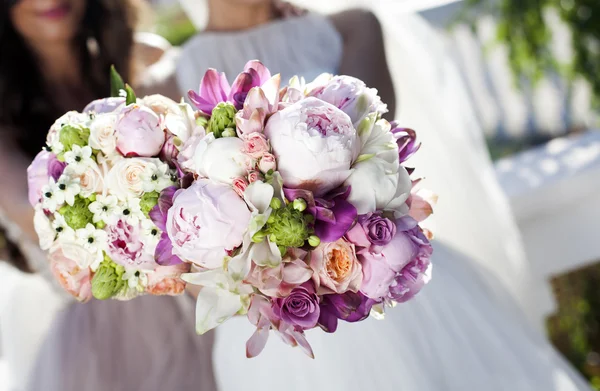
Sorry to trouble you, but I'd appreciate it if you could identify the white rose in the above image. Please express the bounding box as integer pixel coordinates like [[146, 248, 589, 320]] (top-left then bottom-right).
[[106, 157, 158, 199], [34, 205, 55, 250], [65, 161, 104, 198], [345, 157, 412, 216], [185, 133, 249, 185], [141, 94, 182, 116], [89, 113, 118, 155]]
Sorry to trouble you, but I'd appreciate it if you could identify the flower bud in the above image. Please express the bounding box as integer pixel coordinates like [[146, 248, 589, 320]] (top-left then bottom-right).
[[308, 235, 321, 247], [292, 198, 307, 212], [270, 197, 282, 210], [91, 256, 127, 300], [207, 102, 237, 138]]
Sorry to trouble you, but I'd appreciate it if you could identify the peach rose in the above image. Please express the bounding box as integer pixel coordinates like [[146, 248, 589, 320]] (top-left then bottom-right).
[[49, 244, 93, 303], [310, 238, 362, 295], [145, 264, 190, 296]]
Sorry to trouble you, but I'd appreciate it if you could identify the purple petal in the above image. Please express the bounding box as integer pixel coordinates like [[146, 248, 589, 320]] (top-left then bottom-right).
[[315, 196, 357, 243], [188, 69, 231, 114], [229, 72, 254, 110], [155, 233, 183, 266], [187, 90, 218, 114], [243, 60, 272, 85], [149, 205, 166, 232], [317, 307, 339, 333]]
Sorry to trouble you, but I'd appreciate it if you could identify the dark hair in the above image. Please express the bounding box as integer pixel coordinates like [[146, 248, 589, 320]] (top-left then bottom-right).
[[0, 0, 138, 271]]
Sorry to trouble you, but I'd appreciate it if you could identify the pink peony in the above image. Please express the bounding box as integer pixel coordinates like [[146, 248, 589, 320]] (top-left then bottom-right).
[[107, 220, 157, 271], [310, 239, 362, 295], [145, 263, 190, 296], [166, 179, 251, 269], [264, 97, 359, 196], [49, 244, 93, 303], [115, 104, 165, 157]]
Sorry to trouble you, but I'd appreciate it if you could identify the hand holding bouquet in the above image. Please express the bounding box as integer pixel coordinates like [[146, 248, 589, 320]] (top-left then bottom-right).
[[30, 62, 435, 357]]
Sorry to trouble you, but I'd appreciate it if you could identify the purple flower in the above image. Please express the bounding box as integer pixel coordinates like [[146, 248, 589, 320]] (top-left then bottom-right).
[[284, 187, 357, 243], [359, 217, 433, 301], [346, 212, 396, 252], [150, 186, 183, 266], [48, 154, 66, 180], [391, 122, 420, 164], [83, 97, 125, 114], [188, 60, 272, 114], [318, 291, 377, 333], [273, 282, 320, 330]]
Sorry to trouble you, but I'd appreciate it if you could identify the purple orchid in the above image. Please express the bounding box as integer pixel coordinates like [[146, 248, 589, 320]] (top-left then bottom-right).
[[188, 60, 273, 114], [149, 186, 183, 266], [318, 291, 377, 333], [391, 122, 421, 164], [283, 186, 357, 243]]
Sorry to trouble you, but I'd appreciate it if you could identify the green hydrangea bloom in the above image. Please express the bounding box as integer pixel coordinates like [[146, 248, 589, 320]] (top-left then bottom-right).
[[265, 204, 311, 248], [91, 256, 127, 300], [207, 102, 237, 138], [59, 125, 90, 153], [140, 191, 159, 217], [58, 196, 94, 230]]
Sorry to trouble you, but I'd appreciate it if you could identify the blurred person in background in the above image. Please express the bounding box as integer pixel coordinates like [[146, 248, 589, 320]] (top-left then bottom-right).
[[0, 1, 216, 390], [170, 1, 594, 390]]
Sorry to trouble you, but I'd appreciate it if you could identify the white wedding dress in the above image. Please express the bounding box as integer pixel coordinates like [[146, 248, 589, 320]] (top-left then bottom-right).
[[174, 8, 592, 391]]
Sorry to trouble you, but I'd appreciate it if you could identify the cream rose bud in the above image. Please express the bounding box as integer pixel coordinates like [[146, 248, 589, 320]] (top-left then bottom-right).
[[34, 205, 55, 250], [89, 113, 118, 155], [106, 157, 159, 199], [65, 161, 104, 198], [310, 239, 362, 295], [258, 153, 277, 174], [345, 157, 412, 216], [185, 133, 251, 185], [264, 97, 359, 196], [115, 105, 165, 157]]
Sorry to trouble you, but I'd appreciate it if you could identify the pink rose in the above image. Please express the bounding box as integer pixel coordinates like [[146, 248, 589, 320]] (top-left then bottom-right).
[[264, 97, 359, 196], [49, 244, 93, 303], [310, 238, 362, 295], [115, 105, 165, 157], [247, 170, 263, 183], [232, 177, 249, 198], [242, 132, 270, 159], [145, 263, 190, 296], [258, 153, 277, 174], [166, 179, 251, 269]]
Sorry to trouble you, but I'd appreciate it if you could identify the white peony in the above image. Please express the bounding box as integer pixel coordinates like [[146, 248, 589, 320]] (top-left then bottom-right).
[[89, 113, 118, 155], [182, 133, 251, 185]]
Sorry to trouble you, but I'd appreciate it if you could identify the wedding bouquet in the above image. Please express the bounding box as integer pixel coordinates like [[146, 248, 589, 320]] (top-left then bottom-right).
[[30, 61, 435, 357]]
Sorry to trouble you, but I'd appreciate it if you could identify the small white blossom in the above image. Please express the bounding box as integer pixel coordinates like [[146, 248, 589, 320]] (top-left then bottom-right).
[[55, 175, 81, 206], [52, 213, 76, 241], [117, 197, 144, 225], [76, 223, 108, 254], [64, 145, 94, 174], [140, 161, 174, 193], [89, 195, 119, 225], [140, 219, 161, 253], [41, 178, 63, 212], [123, 269, 149, 291]]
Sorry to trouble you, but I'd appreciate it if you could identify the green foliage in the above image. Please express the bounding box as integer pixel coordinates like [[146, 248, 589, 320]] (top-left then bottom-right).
[[58, 125, 90, 154], [152, 6, 197, 47], [58, 196, 94, 230], [92, 256, 127, 300], [110, 65, 126, 97], [140, 191, 159, 217], [462, 0, 600, 109]]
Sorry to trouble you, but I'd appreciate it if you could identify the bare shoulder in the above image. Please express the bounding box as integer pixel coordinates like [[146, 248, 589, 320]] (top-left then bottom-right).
[[328, 9, 382, 38]]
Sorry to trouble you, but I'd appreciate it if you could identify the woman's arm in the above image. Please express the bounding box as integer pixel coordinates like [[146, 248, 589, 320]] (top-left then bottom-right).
[[329, 10, 396, 118], [0, 137, 36, 242]]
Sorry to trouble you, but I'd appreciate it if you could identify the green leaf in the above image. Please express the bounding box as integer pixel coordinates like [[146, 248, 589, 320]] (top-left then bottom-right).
[[110, 65, 125, 98], [125, 84, 137, 105]]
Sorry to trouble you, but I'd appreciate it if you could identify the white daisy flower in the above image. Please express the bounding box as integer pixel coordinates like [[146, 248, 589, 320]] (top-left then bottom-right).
[[140, 161, 174, 193], [41, 178, 63, 212], [89, 195, 119, 225], [55, 175, 81, 206], [52, 213, 76, 240], [76, 223, 108, 255], [117, 197, 144, 226], [64, 145, 94, 174], [123, 269, 149, 291], [140, 219, 161, 252]]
